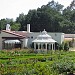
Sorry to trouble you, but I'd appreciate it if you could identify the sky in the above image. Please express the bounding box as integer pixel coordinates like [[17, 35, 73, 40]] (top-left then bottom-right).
[[0, 0, 72, 20]]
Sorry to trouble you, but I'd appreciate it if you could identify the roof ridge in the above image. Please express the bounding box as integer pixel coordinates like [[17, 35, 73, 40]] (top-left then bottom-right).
[[2, 30, 25, 38]]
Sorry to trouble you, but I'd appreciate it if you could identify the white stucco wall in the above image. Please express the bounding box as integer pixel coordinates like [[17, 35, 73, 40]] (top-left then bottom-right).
[[48, 33, 64, 44], [25, 32, 64, 48], [22, 38, 28, 48]]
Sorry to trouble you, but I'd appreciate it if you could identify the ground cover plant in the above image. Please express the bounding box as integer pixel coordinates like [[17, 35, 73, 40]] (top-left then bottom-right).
[[0, 49, 75, 75]]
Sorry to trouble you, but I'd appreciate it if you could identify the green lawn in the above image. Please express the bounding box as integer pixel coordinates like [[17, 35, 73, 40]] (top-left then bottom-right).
[[0, 49, 75, 75]]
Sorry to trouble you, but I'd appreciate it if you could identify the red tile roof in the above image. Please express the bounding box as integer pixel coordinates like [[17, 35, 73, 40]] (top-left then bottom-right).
[[2, 30, 28, 38]]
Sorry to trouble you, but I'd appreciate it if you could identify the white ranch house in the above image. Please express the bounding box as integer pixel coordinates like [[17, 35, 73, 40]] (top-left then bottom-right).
[[0, 24, 64, 51]]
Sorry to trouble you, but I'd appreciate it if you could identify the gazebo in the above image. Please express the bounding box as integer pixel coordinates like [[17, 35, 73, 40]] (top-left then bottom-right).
[[32, 29, 56, 51]]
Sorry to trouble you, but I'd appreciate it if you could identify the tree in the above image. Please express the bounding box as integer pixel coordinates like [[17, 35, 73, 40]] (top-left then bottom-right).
[[22, 0, 64, 32], [47, 0, 64, 12], [0, 19, 7, 30], [69, 0, 75, 10], [14, 0, 75, 33], [16, 13, 26, 30], [11, 23, 21, 31]]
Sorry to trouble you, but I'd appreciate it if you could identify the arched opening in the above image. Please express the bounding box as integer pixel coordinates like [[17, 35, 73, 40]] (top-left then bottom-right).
[[3, 39, 21, 50], [43, 44, 46, 49]]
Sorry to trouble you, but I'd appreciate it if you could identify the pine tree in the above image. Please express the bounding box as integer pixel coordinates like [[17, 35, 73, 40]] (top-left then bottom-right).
[[69, 0, 75, 10]]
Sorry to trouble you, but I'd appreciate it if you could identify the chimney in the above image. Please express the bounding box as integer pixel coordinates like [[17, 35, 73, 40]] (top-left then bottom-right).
[[27, 24, 30, 33], [6, 24, 11, 31]]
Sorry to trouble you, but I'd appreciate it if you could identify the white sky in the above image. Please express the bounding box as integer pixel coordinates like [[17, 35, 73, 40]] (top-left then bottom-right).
[[0, 0, 72, 20]]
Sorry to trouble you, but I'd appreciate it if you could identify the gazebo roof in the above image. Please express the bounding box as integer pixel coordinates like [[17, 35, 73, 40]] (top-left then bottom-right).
[[32, 29, 56, 43], [37, 29, 51, 38], [32, 39, 56, 43]]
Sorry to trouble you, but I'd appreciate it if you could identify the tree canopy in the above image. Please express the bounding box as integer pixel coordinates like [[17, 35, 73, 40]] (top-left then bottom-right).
[[0, 0, 75, 33]]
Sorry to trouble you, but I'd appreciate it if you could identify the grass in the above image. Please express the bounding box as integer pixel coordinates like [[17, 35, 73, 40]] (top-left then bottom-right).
[[0, 49, 75, 75]]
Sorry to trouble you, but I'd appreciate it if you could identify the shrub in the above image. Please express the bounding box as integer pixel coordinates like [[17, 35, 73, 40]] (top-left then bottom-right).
[[64, 43, 69, 51], [52, 61, 75, 75], [55, 42, 64, 50]]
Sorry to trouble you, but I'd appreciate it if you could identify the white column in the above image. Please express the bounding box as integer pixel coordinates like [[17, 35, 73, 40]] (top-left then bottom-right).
[[45, 43, 47, 50], [52, 43, 53, 50], [34, 43, 36, 50]]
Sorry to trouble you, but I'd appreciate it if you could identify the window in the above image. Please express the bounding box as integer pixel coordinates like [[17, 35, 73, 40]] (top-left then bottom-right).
[[31, 36, 33, 39]]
